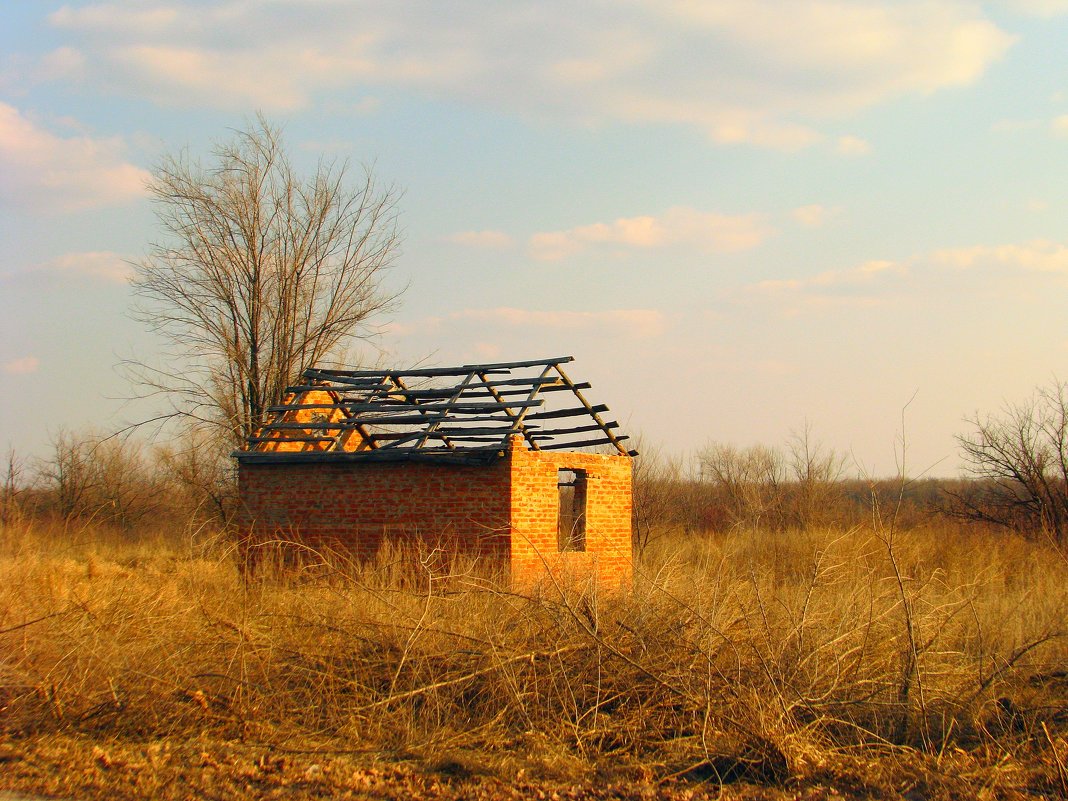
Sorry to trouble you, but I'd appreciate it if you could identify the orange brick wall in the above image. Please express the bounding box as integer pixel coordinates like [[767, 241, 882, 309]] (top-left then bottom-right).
[[237, 438, 633, 587], [507, 441, 633, 589]]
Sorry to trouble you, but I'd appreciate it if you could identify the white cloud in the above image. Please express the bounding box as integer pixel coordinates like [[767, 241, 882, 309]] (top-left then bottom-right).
[[349, 96, 381, 115], [471, 342, 502, 361], [40, 0, 1014, 148], [792, 204, 841, 228], [34, 251, 133, 283], [2, 356, 40, 375], [754, 259, 905, 293], [50, 4, 180, 33], [837, 135, 872, 155], [395, 307, 667, 341], [0, 102, 148, 212], [932, 241, 1068, 273], [2, 251, 134, 286], [446, 230, 514, 249], [1051, 114, 1068, 137], [754, 239, 1068, 298], [997, 1, 1068, 16], [453, 307, 666, 339], [659, 1, 1011, 98], [529, 206, 771, 261], [38, 46, 86, 81], [114, 45, 312, 110], [744, 257, 910, 314], [991, 118, 1041, 134], [748, 239, 1068, 314]]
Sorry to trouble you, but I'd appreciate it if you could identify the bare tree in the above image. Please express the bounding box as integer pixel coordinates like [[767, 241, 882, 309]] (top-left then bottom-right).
[[630, 439, 695, 555], [132, 115, 402, 447], [41, 429, 100, 521], [1, 448, 25, 526], [699, 443, 786, 530], [37, 430, 164, 528], [154, 425, 238, 523], [951, 379, 1068, 544], [785, 423, 846, 528]]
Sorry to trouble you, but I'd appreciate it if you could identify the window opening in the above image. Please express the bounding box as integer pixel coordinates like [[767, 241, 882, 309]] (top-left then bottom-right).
[[557, 468, 587, 552]]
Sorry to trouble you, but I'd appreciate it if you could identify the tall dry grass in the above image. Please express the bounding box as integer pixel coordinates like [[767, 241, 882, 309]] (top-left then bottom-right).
[[2, 517, 1067, 796]]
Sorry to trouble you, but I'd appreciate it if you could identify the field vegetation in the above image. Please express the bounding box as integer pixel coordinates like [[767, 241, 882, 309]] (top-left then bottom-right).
[[2, 432, 1068, 799]]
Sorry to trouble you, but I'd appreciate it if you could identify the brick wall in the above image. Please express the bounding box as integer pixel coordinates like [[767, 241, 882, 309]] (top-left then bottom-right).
[[238, 460, 512, 564], [237, 437, 633, 587], [507, 439, 633, 590]]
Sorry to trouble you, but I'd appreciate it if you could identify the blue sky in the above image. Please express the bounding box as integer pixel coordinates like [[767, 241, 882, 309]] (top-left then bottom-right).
[[3, 0, 1068, 475]]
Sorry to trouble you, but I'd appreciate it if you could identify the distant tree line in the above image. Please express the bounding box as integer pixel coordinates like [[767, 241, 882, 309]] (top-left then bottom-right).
[[1, 429, 236, 532], [631, 379, 1068, 552], [5, 377, 1068, 549]]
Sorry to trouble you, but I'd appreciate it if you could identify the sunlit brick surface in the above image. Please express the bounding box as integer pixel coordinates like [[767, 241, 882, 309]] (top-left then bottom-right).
[[507, 441, 633, 590]]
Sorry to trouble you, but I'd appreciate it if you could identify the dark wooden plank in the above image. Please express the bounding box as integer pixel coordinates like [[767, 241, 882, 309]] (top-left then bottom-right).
[[306, 367, 479, 379], [422, 440, 510, 446], [259, 422, 350, 430], [492, 382, 590, 397], [266, 403, 337, 412], [301, 371, 396, 387], [358, 399, 543, 413], [303, 356, 573, 380], [543, 381, 591, 392], [373, 432, 424, 449], [370, 432, 511, 444], [310, 412, 509, 426], [537, 435, 629, 451], [419, 401, 544, 414], [435, 426, 529, 437], [466, 376, 563, 388], [283, 383, 393, 393], [525, 404, 608, 421], [363, 429, 516, 442], [265, 399, 543, 416], [383, 388, 458, 400], [398, 378, 561, 399], [248, 435, 333, 443], [532, 421, 619, 437]]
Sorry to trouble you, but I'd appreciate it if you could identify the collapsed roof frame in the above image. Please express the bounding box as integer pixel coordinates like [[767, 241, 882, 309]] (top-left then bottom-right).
[[233, 356, 636, 466]]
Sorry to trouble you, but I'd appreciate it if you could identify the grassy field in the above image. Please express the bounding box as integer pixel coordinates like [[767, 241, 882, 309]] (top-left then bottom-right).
[[1, 517, 1067, 799]]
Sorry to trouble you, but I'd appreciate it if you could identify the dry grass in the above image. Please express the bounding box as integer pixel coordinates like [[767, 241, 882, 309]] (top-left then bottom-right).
[[2, 518, 1068, 799]]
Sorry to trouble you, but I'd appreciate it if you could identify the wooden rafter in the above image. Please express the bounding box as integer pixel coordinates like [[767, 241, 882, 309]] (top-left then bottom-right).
[[234, 356, 636, 463]]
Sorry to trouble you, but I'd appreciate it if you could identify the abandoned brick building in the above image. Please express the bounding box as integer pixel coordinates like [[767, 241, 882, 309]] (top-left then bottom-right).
[[233, 356, 636, 586]]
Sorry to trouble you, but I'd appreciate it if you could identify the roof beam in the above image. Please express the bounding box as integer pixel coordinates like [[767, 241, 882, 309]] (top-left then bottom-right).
[[304, 355, 573, 380]]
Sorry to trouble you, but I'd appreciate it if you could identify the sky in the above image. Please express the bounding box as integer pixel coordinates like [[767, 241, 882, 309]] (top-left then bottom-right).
[[3, 0, 1068, 476]]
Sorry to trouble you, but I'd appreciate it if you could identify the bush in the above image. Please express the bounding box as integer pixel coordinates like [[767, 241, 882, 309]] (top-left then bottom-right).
[[951, 379, 1068, 544]]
